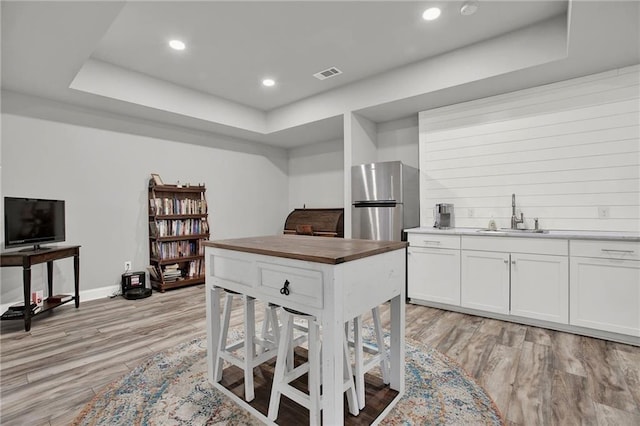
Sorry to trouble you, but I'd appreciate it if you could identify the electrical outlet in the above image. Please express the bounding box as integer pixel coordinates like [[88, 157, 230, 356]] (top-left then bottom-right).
[[468, 208, 475, 218], [598, 206, 610, 218], [124, 261, 132, 271]]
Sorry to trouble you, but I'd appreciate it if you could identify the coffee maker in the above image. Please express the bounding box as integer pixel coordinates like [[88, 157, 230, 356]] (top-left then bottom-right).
[[434, 203, 454, 229]]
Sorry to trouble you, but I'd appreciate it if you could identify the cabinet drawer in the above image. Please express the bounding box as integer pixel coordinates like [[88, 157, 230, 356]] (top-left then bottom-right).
[[570, 240, 640, 261], [257, 262, 323, 310], [209, 252, 255, 292], [462, 235, 567, 256], [408, 233, 460, 250]]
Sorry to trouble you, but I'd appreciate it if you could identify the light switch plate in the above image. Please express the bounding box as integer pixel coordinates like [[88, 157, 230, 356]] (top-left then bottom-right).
[[597, 206, 609, 218]]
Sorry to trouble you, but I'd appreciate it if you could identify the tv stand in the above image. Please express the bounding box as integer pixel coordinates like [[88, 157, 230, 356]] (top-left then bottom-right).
[[1, 245, 80, 331]]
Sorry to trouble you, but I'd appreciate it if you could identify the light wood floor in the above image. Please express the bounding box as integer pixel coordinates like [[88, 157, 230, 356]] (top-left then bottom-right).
[[1, 284, 639, 425]]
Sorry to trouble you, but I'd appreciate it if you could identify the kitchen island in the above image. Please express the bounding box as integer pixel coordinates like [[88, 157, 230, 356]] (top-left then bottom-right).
[[204, 235, 408, 425]]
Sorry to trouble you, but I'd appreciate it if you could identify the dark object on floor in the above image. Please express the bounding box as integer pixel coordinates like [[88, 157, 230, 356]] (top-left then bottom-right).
[[122, 271, 152, 300], [123, 287, 152, 300]]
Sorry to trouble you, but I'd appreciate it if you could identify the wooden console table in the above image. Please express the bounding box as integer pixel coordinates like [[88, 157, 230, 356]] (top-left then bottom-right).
[[1, 245, 80, 331], [204, 235, 407, 425]]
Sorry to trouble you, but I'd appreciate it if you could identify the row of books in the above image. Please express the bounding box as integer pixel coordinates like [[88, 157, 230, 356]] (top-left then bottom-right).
[[162, 264, 182, 282], [150, 197, 207, 216], [147, 260, 203, 283], [149, 219, 209, 238], [151, 241, 204, 260], [186, 259, 203, 278], [147, 265, 161, 281], [1, 303, 40, 319]]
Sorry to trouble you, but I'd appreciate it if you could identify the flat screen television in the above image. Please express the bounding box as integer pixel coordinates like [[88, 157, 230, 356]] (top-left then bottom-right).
[[4, 197, 66, 251]]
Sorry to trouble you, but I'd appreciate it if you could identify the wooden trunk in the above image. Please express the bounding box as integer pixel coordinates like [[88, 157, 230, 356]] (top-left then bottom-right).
[[283, 208, 344, 238]]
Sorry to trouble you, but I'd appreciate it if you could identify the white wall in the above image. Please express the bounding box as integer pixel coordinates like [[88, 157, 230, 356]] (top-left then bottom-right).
[[288, 138, 344, 211], [419, 65, 640, 232], [287, 114, 419, 237], [1, 100, 289, 306], [377, 115, 419, 168]]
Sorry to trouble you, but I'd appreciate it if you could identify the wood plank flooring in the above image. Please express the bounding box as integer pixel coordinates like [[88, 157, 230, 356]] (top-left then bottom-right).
[[1, 285, 639, 425]]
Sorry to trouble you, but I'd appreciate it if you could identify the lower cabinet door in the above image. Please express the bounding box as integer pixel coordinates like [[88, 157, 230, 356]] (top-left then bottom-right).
[[570, 256, 640, 337], [510, 253, 568, 323], [408, 247, 460, 305], [461, 250, 510, 314]]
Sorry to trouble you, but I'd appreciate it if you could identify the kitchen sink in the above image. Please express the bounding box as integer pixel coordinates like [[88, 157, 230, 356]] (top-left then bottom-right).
[[476, 228, 548, 234]]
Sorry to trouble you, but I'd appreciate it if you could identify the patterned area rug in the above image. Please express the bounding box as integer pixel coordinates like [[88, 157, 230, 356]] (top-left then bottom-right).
[[73, 333, 503, 425]]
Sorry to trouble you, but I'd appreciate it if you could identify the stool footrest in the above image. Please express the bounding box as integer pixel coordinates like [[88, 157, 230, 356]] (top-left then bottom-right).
[[224, 341, 244, 353], [278, 383, 312, 409], [348, 339, 383, 355], [284, 362, 310, 383]]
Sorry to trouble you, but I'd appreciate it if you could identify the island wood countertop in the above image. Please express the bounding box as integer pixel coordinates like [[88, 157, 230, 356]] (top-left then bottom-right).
[[203, 234, 407, 265]]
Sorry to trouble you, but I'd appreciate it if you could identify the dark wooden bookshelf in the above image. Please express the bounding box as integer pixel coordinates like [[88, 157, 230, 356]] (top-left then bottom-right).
[[148, 180, 209, 292]]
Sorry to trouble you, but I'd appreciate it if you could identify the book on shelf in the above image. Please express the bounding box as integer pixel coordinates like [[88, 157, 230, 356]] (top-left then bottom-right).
[[149, 222, 158, 237], [162, 263, 182, 282], [8, 302, 37, 311], [147, 265, 161, 281], [187, 259, 203, 277], [48, 294, 73, 303], [2, 309, 25, 319], [2, 303, 41, 319]]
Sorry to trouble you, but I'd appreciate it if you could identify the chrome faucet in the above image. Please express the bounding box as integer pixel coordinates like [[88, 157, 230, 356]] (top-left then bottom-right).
[[511, 193, 524, 229]]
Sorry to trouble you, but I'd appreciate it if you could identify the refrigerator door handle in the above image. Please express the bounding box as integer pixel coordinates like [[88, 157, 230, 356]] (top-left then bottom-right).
[[353, 200, 398, 207]]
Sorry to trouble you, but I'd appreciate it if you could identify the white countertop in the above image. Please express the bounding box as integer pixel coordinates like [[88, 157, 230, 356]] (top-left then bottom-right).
[[405, 227, 640, 242]]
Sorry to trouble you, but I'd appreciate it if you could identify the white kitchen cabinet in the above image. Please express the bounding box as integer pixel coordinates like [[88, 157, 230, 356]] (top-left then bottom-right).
[[407, 234, 460, 306], [461, 249, 510, 314], [406, 230, 640, 345], [570, 240, 640, 337], [461, 236, 569, 322], [510, 253, 568, 323]]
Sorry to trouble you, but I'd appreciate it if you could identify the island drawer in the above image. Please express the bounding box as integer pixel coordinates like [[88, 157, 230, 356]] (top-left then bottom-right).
[[257, 262, 324, 310], [209, 252, 256, 291]]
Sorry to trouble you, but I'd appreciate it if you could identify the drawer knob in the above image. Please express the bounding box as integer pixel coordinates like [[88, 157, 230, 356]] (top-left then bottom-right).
[[280, 279, 290, 296]]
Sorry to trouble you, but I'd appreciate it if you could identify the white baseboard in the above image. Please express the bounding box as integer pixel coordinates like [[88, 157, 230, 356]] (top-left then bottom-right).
[[80, 284, 122, 302], [0, 284, 121, 315]]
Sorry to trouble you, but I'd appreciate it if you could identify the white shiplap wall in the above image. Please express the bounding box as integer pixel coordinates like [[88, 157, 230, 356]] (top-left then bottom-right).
[[419, 65, 640, 232]]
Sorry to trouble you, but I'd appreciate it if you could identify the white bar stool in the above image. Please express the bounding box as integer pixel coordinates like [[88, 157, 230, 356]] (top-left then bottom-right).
[[268, 307, 359, 424], [347, 306, 390, 410], [214, 290, 280, 402]]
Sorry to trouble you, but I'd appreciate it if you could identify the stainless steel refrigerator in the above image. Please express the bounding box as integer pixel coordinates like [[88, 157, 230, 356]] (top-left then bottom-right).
[[351, 161, 419, 241]]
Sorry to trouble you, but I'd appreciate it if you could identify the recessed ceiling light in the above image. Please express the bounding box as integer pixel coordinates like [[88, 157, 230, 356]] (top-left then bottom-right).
[[460, 1, 478, 16], [262, 78, 275, 87], [169, 40, 186, 51], [422, 7, 441, 21]]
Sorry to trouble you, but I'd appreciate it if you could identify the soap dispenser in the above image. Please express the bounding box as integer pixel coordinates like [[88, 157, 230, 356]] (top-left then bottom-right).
[[488, 216, 497, 231]]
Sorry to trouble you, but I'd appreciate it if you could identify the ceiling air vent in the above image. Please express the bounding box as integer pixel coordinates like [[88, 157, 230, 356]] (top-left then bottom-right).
[[313, 67, 343, 80]]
